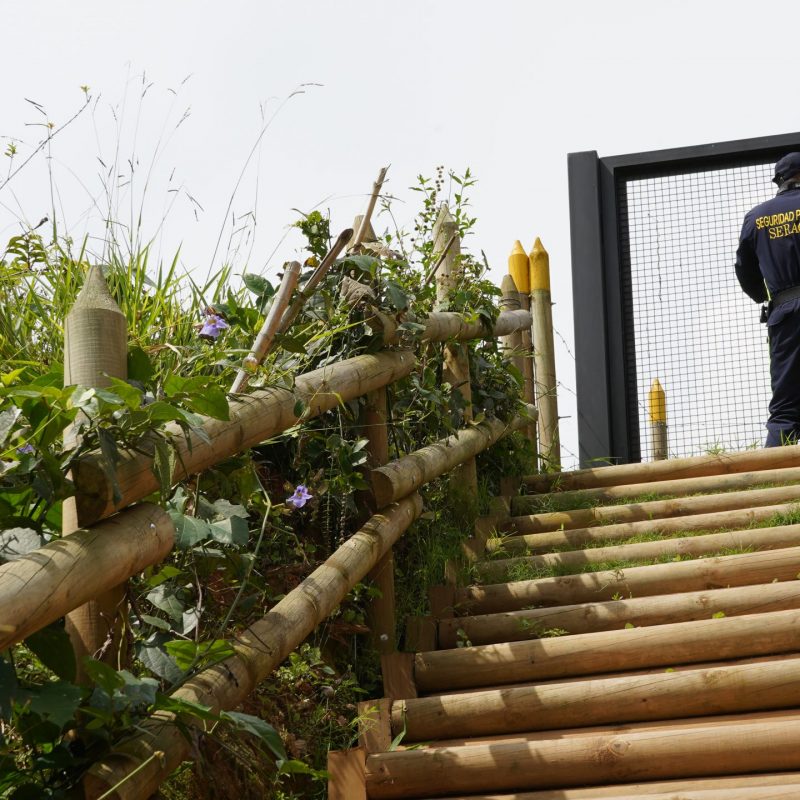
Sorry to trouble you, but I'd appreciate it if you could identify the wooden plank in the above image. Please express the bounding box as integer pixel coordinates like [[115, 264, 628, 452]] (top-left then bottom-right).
[[327, 747, 366, 800], [381, 653, 417, 700], [358, 699, 392, 753]]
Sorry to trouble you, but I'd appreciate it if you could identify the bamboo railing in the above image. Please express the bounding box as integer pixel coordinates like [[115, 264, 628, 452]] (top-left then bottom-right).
[[0, 213, 554, 798]]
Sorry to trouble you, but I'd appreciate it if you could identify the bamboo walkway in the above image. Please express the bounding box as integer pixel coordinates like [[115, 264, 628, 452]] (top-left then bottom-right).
[[332, 451, 800, 798]]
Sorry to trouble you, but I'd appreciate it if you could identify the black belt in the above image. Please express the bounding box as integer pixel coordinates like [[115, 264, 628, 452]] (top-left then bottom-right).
[[772, 286, 800, 306]]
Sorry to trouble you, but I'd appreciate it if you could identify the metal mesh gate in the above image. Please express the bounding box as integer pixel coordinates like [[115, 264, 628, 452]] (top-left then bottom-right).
[[569, 134, 800, 467], [619, 164, 775, 459]]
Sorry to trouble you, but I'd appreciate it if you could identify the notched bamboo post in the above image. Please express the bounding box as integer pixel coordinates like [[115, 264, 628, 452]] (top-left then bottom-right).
[[361, 387, 397, 654], [529, 237, 560, 471], [649, 377, 668, 461], [507, 244, 537, 452], [63, 265, 128, 678], [432, 204, 478, 501]]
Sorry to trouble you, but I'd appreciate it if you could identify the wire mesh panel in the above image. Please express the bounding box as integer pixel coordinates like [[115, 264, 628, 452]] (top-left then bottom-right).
[[619, 162, 775, 460]]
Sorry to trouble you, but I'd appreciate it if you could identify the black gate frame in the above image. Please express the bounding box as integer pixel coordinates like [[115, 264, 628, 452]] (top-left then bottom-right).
[[569, 132, 800, 468]]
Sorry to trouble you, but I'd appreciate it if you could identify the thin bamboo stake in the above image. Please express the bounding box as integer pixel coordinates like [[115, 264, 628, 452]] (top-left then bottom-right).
[[438, 579, 800, 648], [84, 496, 423, 800], [275, 227, 353, 337], [350, 166, 389, 251], [230, 261, 301, 393], [456, 546, 800, 615], [0, 505, 174, 650], [72, 351, 415, 527], [415, 608, 800, 692], [529, 237, 560, 470], [63, 265, 128, 677], [649, 378, 667, 461], [523, 441, 800, 494]]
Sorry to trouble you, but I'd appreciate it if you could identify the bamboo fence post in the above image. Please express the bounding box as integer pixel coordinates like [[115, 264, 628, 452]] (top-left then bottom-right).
[[63, 265, 128, 677], [649, 377, 668, 460], [349, 166, 389, 252], [432, 204, 478, 499], [507, 245, 538, 452], [530, 237, 560, 470], [230, 261, 301, 393], [362, 386, 397, 654]]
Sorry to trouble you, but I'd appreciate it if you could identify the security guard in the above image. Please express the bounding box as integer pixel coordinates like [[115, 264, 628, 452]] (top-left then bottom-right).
[[736, 152, 800, 446]]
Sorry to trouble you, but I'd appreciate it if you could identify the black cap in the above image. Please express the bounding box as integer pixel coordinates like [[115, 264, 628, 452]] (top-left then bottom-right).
[[773, 152, 800, 185]]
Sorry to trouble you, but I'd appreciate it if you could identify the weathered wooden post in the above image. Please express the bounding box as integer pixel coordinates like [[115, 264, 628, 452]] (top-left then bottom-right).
[[63, 265, 128, 677], [432, 204, 478, 499], [507, 243, 538, 452], [529, 237, 560, 470], [362, 387, 397, 654], [649, 377, 668, 461]]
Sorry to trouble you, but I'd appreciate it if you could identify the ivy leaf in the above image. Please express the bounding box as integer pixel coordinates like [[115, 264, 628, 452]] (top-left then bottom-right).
[[222, 711, 286, 761], [209, 516, 249, 545], [384, 281, 409, 311], [146, 585, 185, 621], [170, 511, 212, 549], [119, 670, 158, 709], [25, 623, 76, 682], [28, 681, 83, 729], [341, 255, 379, 278], [135, 637, 184, 683], [140, 614, 171, 631]]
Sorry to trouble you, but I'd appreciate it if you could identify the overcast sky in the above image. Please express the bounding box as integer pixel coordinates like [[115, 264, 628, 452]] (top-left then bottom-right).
[[3, 1, 799, 468]]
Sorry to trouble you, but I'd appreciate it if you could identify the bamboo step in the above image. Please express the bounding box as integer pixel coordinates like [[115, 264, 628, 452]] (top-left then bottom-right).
[[437, 580, 800, 648], [414, 608, 800, 692], [393, 656, 800, 741], [522, 443, 800, 493], [479, 525, 800, 583], [415, 772, 800, 799], [518, 464, 800, 511], [508, 484, 800, 533], [365, 711, 800, 798], [458, 546, 800, 614]]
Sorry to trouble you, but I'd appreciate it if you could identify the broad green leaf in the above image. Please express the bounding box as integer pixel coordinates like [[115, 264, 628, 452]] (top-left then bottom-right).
[[107, 378, 143, 410], [212, 499, 248, 519], [222, 710, 286, 761], [163, 639, 198, 670], [25, 624, 76, 682], [127, 346, 154, 383], [0, 657, 18, 720], [119, 670, 158, 709], [135, 638, 184, 683], [170, 511, 212, 549], [384, 281, 409, 311], [0, 407, 21, 447], [140, 614, 171, 631], [186, 386, 229, 421], [83, 658, 125, 695], [28, 681, 83, 729], [341, 255, 380, 277], [153, 693, 218, 721], [145, 564, 183, 588], [209, 516, 249, 545], [152, 439, 175, 498], [242, 273, 274, 297], [146, 585, 185, 621]]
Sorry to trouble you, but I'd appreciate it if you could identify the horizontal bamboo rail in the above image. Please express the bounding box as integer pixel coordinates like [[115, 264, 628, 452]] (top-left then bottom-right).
[[438, 580, 800, 647], [523, 443, 800, 493], [510, 501, 797, 545], [0, 505, 174, 650], [366, 713, 800, 797], [371, 409, 534, 508], [72, 351, 415, 526], [457, 546, 800, 614], [480, 522, 800, 572], [85, 495, 423, 800], [414, 308, 532, 343], [393, 658, 800, 741], [523, 465, 800, 512], [509, 484, 800, 533], [414, 608, 800, 693], [426, 773, 800, 800]]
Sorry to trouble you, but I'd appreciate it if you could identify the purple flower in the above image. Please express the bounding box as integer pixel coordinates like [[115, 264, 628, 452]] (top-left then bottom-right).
[[286, 485, 312, 509], [16, 443, 34, 455], [199, 314, 229, 340]]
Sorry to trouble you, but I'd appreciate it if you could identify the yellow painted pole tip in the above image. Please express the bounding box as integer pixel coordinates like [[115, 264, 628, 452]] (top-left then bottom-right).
[[529, 236, 550, 292], [648, 378, 667, 423], [508, 240, 530, 293]]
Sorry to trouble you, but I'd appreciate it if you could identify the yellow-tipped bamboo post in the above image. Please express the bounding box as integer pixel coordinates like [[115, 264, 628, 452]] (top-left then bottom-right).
[[499, 274, 523, 373], [649, 378, 667, 460], [507, 500, 800, 551], [366, 712, 800, 797], [455, 546, 800, 615], [63, 265, 128, 675], [529, 237, 560, 470], [438, 580, 800, 647], [415, 608, 800, 692], [72, 351, 415, 527], [362, 387, 396, 654], [522, 441, 800, 494], [0, 505, 174, 650], [393, 659, 800, 741], [509, 482, 800, 532], [477, 525, 800, 582], [370, 411, 532, 508], [433, 204, 477, 500], [84, 495, 423, 800], [230, 261, 301, 393]]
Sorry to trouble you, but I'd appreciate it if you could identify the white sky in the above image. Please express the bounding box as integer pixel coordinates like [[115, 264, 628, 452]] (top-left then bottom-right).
[[3, 0, 800, 469]]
